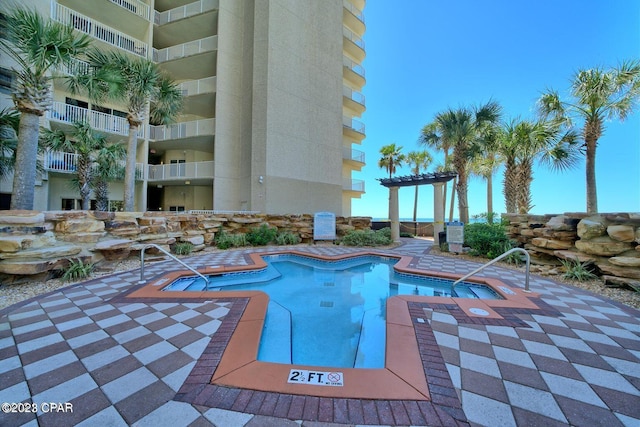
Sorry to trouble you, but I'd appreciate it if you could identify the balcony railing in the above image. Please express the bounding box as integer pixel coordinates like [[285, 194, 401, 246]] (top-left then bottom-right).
[[178, 76, 217, 96], [343, 87, 365, 106], [149, 118, 215, 141], [52, 3, 148, 57], [343, 116, 365, 134], [47, 102, 147, 140], [153, 35, 218, 63], [45, 150, 144, 179], [343, 178, 365, 192], [58, 58, 90, 76], [147, 161, 214, 181], [343, 147, 365, 163], [343, 57, 365, 78], [343, 0, 365, 24], [109, 0, 150, 21], [154, 0, 219, 25], [343, 27, 365, 50]]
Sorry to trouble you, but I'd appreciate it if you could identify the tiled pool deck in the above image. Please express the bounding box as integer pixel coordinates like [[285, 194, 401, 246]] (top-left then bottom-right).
[[1, 238, 639, 426]]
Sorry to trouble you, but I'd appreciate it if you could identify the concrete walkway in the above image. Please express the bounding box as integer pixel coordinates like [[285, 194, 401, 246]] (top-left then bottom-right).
[[1, 239, 639, 426]]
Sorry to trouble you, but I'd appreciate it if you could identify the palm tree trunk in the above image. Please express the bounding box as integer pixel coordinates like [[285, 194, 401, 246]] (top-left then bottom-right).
[[123, 124, 139, 211], [10, 112, 40, 210], [448, 176, 456, 222], [77, 156, 92, 210], [503, 160, 517, 213], [412, 185, 418, 222], [585, 137, 598, 213], [486, 173, 493, 222], [457, 172, 469, 224], [94, 180, 108, 211]]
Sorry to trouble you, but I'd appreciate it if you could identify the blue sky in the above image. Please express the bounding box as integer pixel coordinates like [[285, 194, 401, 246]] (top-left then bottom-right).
[[351, 0, 640, 219]]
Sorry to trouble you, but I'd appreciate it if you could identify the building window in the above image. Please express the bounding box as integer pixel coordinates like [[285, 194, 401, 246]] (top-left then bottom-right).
[[0, 67, 14, 93], [169, 206, 185, 212]]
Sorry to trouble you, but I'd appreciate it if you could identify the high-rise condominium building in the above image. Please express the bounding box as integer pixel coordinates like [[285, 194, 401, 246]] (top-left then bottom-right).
[[0, 0, 366, 215]]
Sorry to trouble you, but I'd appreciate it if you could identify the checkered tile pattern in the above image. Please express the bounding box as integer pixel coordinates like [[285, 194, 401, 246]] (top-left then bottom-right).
[[1, 240, 639, 426]]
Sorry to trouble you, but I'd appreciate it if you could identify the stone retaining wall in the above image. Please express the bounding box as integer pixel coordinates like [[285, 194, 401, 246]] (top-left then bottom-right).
[[0, 211, 371, 275], [503, 213, 640, 290]]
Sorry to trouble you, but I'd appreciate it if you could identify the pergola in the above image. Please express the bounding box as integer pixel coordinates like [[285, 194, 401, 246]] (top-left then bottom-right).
[[378, 171, 457, 243]]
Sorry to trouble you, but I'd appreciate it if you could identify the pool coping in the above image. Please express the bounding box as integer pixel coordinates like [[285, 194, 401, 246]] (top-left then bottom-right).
[[123, 250, 542, 403]]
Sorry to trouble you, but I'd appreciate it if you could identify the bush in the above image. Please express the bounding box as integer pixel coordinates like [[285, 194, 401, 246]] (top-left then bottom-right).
[[246, 224, 277, 246], [340, 227, 392, 246], [463, 222, 514, 259], [173, 242, 194, 255], [61, 258, 94, 282], [275, 231, 301, 245], [561, 259, 598, 281], [215, 230, 248, 249]]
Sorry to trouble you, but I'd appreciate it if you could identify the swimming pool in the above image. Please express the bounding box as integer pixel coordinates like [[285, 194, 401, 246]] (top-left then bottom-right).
[[163, 254, 502, 369]]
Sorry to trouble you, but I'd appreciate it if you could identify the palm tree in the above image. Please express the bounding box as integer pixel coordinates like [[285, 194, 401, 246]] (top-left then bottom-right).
[[538, 61, 640, 213], [498, 119, 527, 213], [41, 121, 110, 210], [0, 108, 19, 180], [470, 124, 500, 222], [406, 150, 432, 221], [72, 48, 182, 211], [378, 143, 405, 179], [0, 7, 90, 210], [431, 101, 502, 224], [419, 122, 452, 218], [93, 144, 126, 211]]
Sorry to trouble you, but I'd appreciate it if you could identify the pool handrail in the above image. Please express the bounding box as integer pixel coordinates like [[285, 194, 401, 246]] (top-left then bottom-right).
[[452, 247, 531, 293], [139, 243, 210, 289]]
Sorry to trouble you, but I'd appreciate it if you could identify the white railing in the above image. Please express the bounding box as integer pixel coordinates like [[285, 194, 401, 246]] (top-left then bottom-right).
[[147, 161, 214, 181], [343, 116, 365, 134], [343, 57, 365, 78], [58, 58, 90, 76], [343, 178, 365, 192], [109, 0, 150, 20], [178, 76, 217, 96], [44, 150, 144, 180], [188, 209, 261, 215], [343, 0, 365, 24], [153, 35, 218, 63], [52, 3, 148, 57], [343, 87, 365, 106], [343, 147, 365, 163], [154, 0, 219, 25], [47, 102, 147, 140], [149, 118, 215, 141], [343, 27, 365, 49]]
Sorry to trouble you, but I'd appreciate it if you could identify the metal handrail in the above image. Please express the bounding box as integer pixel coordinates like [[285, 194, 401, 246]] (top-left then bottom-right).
[[139, 243, 209, 289], [452, 248, 531, 293]]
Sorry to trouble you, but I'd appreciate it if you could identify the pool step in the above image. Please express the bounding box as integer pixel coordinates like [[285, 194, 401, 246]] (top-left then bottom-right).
[[354, 309, 386, 368], [257, 301, 292, 364]]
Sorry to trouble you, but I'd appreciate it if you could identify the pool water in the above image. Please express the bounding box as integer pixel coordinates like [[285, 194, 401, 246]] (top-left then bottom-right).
[[163, 255, 502, 369]]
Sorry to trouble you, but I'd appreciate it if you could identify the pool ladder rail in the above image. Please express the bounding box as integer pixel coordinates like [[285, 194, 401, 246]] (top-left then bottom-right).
[[452, 248, 531, 293], [138, 243, 210, 289]]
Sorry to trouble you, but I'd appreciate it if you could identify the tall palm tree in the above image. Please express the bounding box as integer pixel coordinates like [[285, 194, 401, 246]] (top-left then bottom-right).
[[432, 101, 502, 224], [71, 48, 182, 211], [419, 122, 452, 217], [93, 144, 126, 211], [41, 121, 110, 210], [498, 119, 527, 213], [0, 108, 19, 181], [0, 6, 90, 210], [406, 150, 432, 221], [470, 123, 500, 222], [538, 61, 640, 213], [378, 143, 405, 179]]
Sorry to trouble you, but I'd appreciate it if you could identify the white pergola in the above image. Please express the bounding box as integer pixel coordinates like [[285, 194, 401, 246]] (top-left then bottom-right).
[[378, 172, 457, 243]]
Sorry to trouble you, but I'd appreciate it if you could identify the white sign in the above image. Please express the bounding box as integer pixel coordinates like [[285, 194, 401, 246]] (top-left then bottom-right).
[[314, 212, 336, 240], [287, 369, 344, 387], [446, 221, 464, 244]]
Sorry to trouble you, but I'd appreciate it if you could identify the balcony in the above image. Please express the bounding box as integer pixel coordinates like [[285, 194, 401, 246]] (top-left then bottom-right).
[[179, 76, 217, 96], [147, 161, 214, 182], [343, 178, 365, 193], [343, 147, 365, 164], [343, 57, 365, 88], [343, 28, 365, 63], [45, 151, 144, 180], [52, 3, 148, 57], [155, 0, 219, 25], [343, 116, 365, 141], [343, 87, 366, 114], [343, 0, 365, 35], [149, 118, 215, 141], [109, 0, 150, 21], [153, 36, 218, 63], [47, 102, 147, 140]]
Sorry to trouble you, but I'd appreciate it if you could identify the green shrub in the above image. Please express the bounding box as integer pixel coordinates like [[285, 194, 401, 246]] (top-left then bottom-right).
[[463, 222, 514, 259], [246, 224, 277, 246], [561, 259, 597, 281], [275, 231, 301, 245], [61, 258, 94, 282], [340, 227, 392, 246], [173, 242, 194, 255], [215, 229, 248, 249]]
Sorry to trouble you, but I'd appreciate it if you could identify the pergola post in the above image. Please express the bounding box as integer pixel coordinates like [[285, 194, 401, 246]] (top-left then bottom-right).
[[389, 186, 401, 243], [433, 182, 445, 245]]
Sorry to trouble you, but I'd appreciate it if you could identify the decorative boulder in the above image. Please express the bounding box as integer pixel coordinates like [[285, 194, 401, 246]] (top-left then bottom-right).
[[575, 236, 633, 256], [577, 216, 608, 239], [607, 225, 635, 243]]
